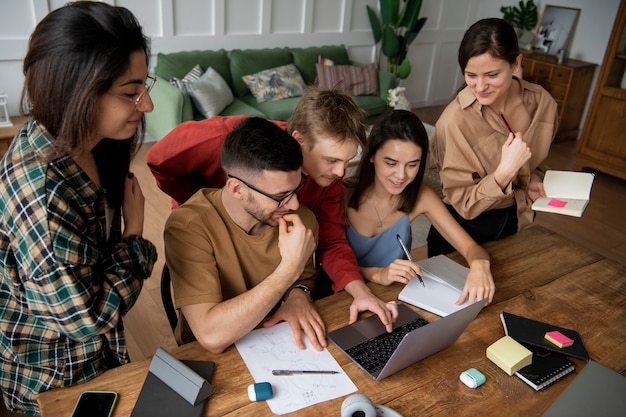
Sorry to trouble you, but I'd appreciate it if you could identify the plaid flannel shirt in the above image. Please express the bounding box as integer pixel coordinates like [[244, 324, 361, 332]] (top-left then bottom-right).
[[0, 119, 157, 415]]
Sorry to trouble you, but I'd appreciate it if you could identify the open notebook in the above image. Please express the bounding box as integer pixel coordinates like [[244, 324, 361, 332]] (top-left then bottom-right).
[[398, 255, 468, 316], [532, 170, 595, 217]]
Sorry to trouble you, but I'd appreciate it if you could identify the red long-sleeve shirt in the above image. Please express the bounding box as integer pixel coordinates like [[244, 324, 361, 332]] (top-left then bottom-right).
[[146, 115, 363, 292]]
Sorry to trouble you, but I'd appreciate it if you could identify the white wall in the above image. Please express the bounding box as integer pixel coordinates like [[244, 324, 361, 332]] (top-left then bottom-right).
[[0, 0, 620, 128]]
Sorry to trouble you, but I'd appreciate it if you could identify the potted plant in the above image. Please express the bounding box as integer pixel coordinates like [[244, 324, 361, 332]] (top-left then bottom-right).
[[500, 0, 539, 50], [366, 0, 427, 80]]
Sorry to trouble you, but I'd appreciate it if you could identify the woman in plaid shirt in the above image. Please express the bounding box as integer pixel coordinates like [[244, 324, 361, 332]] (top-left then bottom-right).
[[0, 2, 157, 414]]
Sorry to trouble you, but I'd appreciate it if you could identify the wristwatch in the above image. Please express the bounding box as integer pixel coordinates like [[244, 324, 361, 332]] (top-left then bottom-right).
[[284, 283, 312, 303]]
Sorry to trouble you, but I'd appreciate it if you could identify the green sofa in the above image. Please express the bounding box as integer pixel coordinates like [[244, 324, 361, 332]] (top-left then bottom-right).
[[145, 45, 397, 140]]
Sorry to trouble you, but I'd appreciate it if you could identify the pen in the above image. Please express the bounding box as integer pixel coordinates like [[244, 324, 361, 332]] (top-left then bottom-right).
[[396, 234, 425, 287], [500, 112, 514, 134], [272, 370, 340, 375]]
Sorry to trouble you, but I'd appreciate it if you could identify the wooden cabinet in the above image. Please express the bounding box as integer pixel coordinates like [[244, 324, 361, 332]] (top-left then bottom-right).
[[521, 52, 596, 142], [576, 0, 626, 181], [0, 116, 28, 158]]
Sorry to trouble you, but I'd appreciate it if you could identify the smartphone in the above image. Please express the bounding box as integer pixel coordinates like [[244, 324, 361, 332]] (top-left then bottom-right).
[[71, 391, 118, 417]]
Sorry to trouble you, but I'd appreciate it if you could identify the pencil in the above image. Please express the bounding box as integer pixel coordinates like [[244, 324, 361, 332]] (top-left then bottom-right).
[[500, 112, 514, 134]]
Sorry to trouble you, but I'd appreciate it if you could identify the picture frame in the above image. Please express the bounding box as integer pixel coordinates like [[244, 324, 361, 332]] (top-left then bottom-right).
[[533, 5, 581, 56]]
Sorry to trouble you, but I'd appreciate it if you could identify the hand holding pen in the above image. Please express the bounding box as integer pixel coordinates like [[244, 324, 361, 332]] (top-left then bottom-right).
[[396, 234, 425, 287]]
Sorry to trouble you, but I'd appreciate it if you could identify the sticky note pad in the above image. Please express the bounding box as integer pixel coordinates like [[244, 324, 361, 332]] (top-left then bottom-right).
[[547, 198, 568, 208], [545, 331, 574, 348], [486, 336, 532, 376]]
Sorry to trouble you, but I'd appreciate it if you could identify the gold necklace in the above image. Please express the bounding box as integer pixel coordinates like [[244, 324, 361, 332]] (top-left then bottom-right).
[[373, 202, 394, 228]]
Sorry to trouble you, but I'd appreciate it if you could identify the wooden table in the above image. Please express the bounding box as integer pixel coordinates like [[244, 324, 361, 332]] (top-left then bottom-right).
[[37, 226, 626, 416]]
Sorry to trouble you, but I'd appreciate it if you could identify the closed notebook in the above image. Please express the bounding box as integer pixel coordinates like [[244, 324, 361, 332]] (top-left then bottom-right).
[[515, 345, 575, 391], [500, 311, 589, 360]]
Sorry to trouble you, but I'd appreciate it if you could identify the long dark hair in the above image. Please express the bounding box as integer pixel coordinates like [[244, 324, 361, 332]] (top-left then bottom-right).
[[21, 1, 150, 207], [347, 110, 429, 213]]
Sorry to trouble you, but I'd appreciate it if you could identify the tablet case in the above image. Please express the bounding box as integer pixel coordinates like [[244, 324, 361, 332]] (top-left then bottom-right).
[[542, 361, 626, 416], [130, 347, 216, 417], [500, 312, 589, 360]]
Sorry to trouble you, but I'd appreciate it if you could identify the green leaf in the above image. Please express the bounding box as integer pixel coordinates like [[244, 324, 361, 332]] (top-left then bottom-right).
[[401, 0, 422, 31], [380, 0, 397, 26], [381, 26, 400, 58], [396, 58, 412, 79], [405, 16, 426, 45], [367, 6, 383, 43], [500, 0, 538, 32]]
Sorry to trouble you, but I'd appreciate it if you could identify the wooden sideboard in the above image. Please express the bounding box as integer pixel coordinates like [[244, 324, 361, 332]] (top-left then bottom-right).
[[521, 52, 596, 142], [0, 115, 27, 157]]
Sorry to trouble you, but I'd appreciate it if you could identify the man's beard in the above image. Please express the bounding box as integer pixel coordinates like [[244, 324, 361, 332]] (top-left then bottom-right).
[[244, 194, 280, 227]]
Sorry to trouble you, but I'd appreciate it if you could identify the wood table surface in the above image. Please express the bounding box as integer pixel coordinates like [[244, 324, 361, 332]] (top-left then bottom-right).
[[37, 225, 626, 416]]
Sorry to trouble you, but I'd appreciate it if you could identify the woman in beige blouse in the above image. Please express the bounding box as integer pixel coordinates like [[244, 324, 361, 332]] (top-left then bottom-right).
[[428, 18, 558, 256]]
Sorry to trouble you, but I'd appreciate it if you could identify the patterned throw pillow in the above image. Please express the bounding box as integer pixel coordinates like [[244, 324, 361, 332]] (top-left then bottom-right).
[[185, 67, 234, 118], [169, 64, 203, 91], [242, 64, 307, 103], [315, 62, 379, 96]]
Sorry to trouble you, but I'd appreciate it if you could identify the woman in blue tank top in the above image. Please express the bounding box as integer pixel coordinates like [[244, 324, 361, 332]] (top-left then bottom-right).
[[344, 110, 495, 305]]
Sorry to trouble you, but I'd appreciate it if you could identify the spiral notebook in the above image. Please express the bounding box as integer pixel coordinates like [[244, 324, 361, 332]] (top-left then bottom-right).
[[515, 345, 575, 391]]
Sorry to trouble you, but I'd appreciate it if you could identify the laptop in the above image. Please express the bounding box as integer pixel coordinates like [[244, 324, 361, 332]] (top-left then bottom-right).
[[327, 299, 487, 380]]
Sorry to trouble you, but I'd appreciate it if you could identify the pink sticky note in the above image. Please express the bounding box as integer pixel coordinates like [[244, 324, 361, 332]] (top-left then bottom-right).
[[545, 331, 574, 348], [547, 198, 568, 208]]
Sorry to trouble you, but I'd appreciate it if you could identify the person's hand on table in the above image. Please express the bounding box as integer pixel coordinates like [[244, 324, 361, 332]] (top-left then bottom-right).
[[264, 290, 326, 351]]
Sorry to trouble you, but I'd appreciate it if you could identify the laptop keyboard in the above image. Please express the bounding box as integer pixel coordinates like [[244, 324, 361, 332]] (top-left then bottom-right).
[[345, 315, 429, 375]]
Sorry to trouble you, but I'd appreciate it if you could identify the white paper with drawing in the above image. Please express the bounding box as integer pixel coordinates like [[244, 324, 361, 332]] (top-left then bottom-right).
[[234, 321, 356, 415], [398, 254, 469, 317]]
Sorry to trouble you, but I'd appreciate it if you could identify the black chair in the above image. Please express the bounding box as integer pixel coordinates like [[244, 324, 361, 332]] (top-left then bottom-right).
[[160, 263, 178, 333]]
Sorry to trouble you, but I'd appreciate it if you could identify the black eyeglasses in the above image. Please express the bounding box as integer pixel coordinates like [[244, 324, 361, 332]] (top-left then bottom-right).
[[228, 172, 308, 208]]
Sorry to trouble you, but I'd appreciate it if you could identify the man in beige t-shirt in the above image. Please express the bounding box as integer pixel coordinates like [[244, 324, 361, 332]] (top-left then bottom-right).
[[164, 117, 323, 354]]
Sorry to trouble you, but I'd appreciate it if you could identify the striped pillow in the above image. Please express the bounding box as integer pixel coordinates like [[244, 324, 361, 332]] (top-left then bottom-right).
[[315, 63, 379, 96], [169, 64, 203, 91]]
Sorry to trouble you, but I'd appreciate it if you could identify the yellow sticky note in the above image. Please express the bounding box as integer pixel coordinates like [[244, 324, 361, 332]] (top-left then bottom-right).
[[486, 336, 532, 376]]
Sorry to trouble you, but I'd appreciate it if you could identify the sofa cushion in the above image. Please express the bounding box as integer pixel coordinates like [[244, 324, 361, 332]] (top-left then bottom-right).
[[242, 64, 307, 103], [352, 95, 389, 118], [315, 63, 379, 96], [230, 48, 293, 98], [290, 45, 350, 85], [238, 95, 299, 121], [155, 49, 232, 90], [185, 67, 235, 118], [219, 98, 268, 119], [169, 64, 203, 91]]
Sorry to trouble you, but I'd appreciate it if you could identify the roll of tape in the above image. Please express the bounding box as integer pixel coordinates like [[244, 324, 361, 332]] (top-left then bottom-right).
[[247, 382, 273, 401]]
